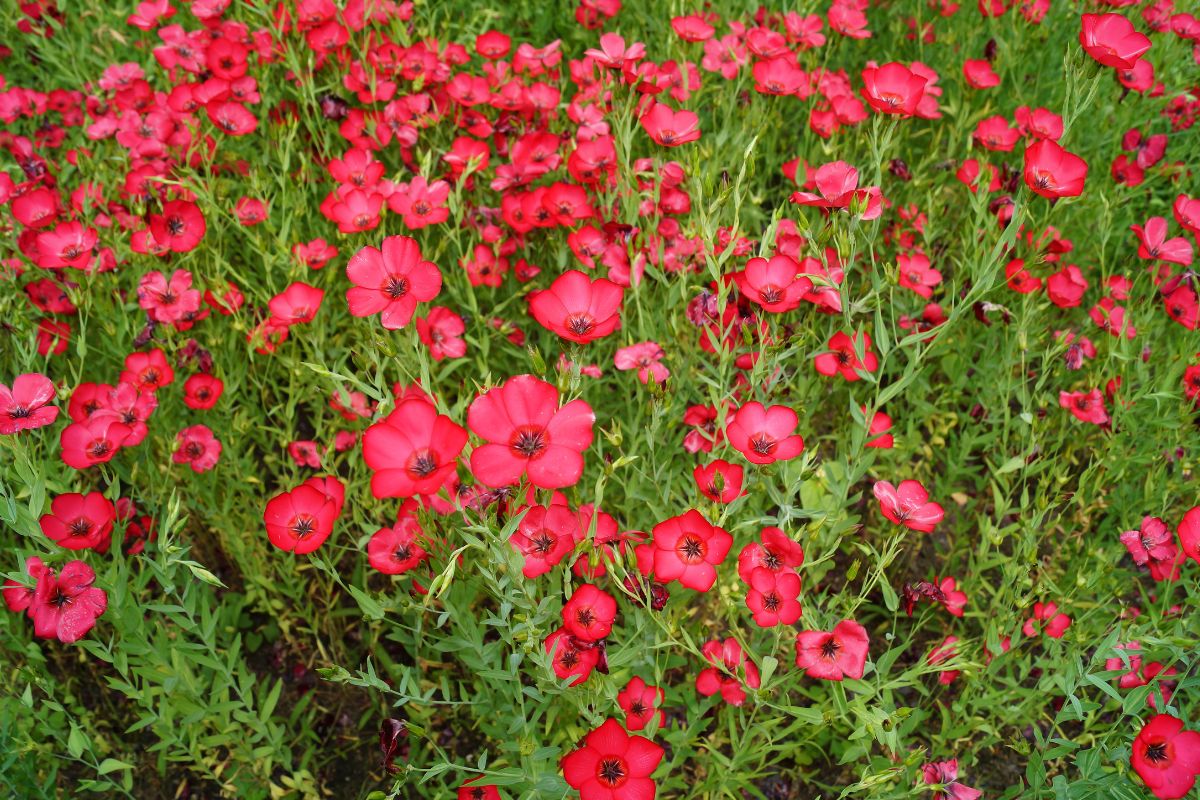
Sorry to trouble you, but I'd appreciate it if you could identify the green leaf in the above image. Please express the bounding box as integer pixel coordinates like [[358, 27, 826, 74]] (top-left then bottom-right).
[[98, 758, 133, 775], [347, 585, 385, 620]]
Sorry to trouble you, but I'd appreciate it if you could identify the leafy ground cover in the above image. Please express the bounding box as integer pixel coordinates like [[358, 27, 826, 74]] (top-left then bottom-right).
[[1, 0, 1199, 798]]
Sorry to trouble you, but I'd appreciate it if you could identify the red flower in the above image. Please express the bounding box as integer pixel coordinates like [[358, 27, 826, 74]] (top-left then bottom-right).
[[1130, 714, 1200, 799], [346, 236, 442, 330], [613, 342, 669, 384], [790, 161, 882, 220], [860, 62, 927, 116], [150, 200, 206, 253], [562, 584, 617, 642], [737, 527, 804, 582], [120, 348, 175, 392], [639, 101, 701, 146], [616, 677, 664, 732], [1046, 264, 1088, 308], [1059, 388, 1109, 425], [2, 557, 48, 613], [1180, 507, 1200, 566], [60, 416, 131, 469], [29, 560, 108, 643], [367, 517, 428, 575], [510, 503, 580, 578], [529, 270, 624, 344], [921, 759, 981, 800], [467, 375, 595, 489], [263, 480, 342, 554], [646, 509, 732, 592], [1022, 601, 1071, 639], [269, 282, 325, 326], [363, 398, 466, 499], [794, 619, 870, 681], [1120, 516, 1185, 581], [545, 628, 600, 686], [897, 251, 942, 298], [865, 408, 894, 448], [745, 567, 802, 627], [963, 59, 999, 89], [1080, 13, 1152, 71], [1131, 217, 1193, 265], [138, 269, 202, 323], [561, 718, 663, 800], [695, 637, 760, 705], [735, 255, 814, 313], [693, 459, 744, 504], [873, 479, 944, 533], [417, 307, 467, 361], [1023, 140, 1088, 199], [725, 402, 805, 465], [173, 424, 222, 473], [814, 331, 879, 381], [40, 492, 115, 551], [183, 374, 223, 410], [0, 373, 59, 434], [457, 781, 502, 800]]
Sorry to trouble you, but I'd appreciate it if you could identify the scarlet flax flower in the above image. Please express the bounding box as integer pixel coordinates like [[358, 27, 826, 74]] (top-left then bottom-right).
[[561, 718, 664, 800], [794, 619, 870, 681], [346, 236, 442, 330], [467, 375, 595, 489]]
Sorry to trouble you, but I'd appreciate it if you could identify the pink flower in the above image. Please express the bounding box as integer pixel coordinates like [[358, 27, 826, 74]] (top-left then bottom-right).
[[173, 425, 222, 473], [467, 375, 595, 489], [794, 619, 870, 681], [1023, 601, 1071, 639], [346, 236, 442, 330], [725, 402, 805, 465], [613, 342, 669, 384], [639, 101, 701, 146], [873, 480, 944, 533], [28, 560, 108, 643], [0, 373, 59, 434]]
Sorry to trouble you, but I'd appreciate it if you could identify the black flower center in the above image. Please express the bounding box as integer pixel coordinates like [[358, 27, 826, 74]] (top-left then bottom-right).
[[510, 427, 547, 458], [1144, 742, 1168, 764], [597, 758, 626, 786], [565, 313, 596, 336], [384, 276, 409, 299], [407, 450, 438, 478], [820, 638, 840, 659], [678, 535, 705, 563]]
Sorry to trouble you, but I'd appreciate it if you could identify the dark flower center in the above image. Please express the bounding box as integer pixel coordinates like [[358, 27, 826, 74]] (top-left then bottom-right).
[[88, 440, 112, 458], [413, 201, 430, 215], [658, 130, 677, 145], [750, 433, 777, 455], [68, 518, 93, 537], [576, 609, 595, 627], [51, 590, 72, 608], [759, 286, 782, 305], [185, 442, 203, 458], [762, 549, 781, 570], [559, 649, 579, 668], [384, 276, 409, 299], [291, 515, 316, 538], [393, 545, 412, 562], [406, 450, 438, 478], [565, 313, 596, 336], [9, 406, 30, 419], [531, 533, 556, 554], [167, 217, 185, 235], [819, 638, 841, 659], [678, 535, 706, 563], [1144, 742, 1168, 764], [597, 758, 627, 787], [510, 427, 547, 458], [763, 593, 781, 611], [630, 701, 647, 716]]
